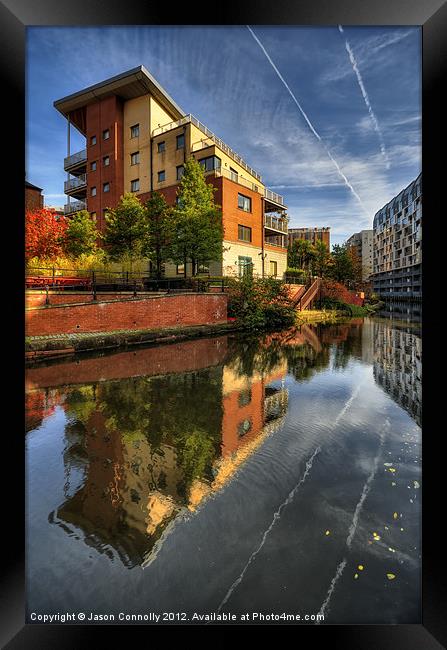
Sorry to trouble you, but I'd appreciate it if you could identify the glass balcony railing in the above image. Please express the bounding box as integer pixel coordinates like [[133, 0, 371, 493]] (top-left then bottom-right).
[[64, 149, 87, 171], [64, 174, 87, 193], [264, 214, 288, 233], [264, 188, 285, 207], [64, 200, 86, 215]]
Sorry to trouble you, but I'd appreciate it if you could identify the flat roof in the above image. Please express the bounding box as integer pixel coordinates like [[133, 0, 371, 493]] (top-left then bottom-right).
[[25, 180, 43, 191], [54, 66, 185, 134]]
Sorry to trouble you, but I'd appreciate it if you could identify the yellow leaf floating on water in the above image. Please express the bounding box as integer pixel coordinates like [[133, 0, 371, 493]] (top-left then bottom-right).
[[373, 533, 381, 541], [325, 530, 330, 536], [354, 573, 359, 579], [358, 565, 364, 571], [414, 481, 420, 489], [388, 468, 396, 473], [393, 512, 398, 519], [387, 573, 396, 580], [391, 482, 396, 486]]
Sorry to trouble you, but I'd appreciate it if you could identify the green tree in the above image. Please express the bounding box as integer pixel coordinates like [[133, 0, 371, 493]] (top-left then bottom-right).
[[311, 240, 332, 278], [142, 192, 173, 279], [103, 193, 147, 269], [63, 210, 100, 258], [288, 239, 315, 273], [329, 243, 356, 283], [170, 158, 223, 276]]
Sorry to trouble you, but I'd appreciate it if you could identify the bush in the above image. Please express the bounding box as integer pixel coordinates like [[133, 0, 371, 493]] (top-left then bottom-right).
[[285, 268, 307, 283], [227, 275, 296, 331]]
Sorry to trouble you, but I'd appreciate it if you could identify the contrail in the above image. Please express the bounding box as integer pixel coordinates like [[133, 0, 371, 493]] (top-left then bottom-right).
[[316, 418, 389, 623], [338, 25, 390, 170], [247, 25, 368, 216]]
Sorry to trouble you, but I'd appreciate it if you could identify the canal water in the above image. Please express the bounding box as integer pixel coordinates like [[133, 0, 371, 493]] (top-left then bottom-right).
[[25, 316, 421, 624]]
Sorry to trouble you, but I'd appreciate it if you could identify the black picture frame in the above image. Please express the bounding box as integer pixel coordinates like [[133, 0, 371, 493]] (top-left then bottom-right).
[[3, 1, 445, 647]]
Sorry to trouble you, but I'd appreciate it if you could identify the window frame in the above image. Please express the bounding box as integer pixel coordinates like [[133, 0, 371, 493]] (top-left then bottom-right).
[[91, 186, 97, 197], [238, 193, 252, 213], [103, 182, 110, 193], [130, 124, 139, 138], [157, 141, 166, 153], [90, 135, 97, 146], [176, 133, 185, 149], [90, 161, 97, 171], [238, 224, 252, 243], [158, 170, 166, 183], [102, 128, 110, 140], [130, 151, 140, 166], [103, 155, 110, 167], [176, 165, 185, 180], [130, 179, 140, 193]]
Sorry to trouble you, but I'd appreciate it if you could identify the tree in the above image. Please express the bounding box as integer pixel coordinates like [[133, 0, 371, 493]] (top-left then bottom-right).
[[329, 243, 356, 283], [25, 208, 67, 261], [170, 158, 223, 276], [102, 193, 147, 269], [311, 240, 332, 278], [63, 210, 100, 258], [288, 239, 315, 273], [142, 192, 172, 279]]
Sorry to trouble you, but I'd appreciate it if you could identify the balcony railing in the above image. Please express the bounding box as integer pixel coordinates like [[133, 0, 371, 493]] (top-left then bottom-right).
[[264, 188, 285, 207], [64, 174, 87, 193], [264, 214, 288, 233], [152, 114, 262, 182], [64, 200, 86, 215], [64, 149, 87, 171]]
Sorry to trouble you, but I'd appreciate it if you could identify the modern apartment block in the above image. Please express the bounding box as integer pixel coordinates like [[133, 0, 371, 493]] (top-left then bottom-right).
[[287, 227, 330, 250], [346, 229, 374, 280], [54, 66, 288, 278], [372, 174, 422, 299]]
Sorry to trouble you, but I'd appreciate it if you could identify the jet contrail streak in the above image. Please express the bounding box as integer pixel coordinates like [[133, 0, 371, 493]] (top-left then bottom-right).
[[338, 25, 390, 170], [247, 25, 368, 215]]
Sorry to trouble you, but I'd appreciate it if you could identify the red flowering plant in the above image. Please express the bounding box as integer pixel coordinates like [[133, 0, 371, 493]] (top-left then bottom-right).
[[25, 208, 68, 262]]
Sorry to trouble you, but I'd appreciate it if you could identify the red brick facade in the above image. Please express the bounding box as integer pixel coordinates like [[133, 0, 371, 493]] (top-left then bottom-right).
[[26, 293, 228, 337]]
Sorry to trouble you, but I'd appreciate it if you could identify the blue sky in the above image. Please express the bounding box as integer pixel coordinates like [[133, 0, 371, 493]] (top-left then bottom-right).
[[26, 25, 421, 247]]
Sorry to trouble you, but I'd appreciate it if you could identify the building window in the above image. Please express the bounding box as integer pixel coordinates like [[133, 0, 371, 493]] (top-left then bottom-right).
[[197, 262, 209, 274], [157, 141, 166, 153], [238, 256, 253, 277], [90, 135, 97, 146], [198, 156, 221, 172], [230, 167, 238, 182], [238, 224, 252, 242], [130, 179, 140, 192], [103, 155, 110, 166], [103, 129, 110, 140], [158, 170, 165, 182], [103, 182, 110, 193], [176, 264, 185, 275], [91, 186, 97, 196], [90, 161, 97, 172], [176, 165, 184, 180], [238, 193, 251, 212], [130, 151, 140, 165], [176, 133, 185, 149], [130, 124, 139, 138], [238, 389, 252, 408], [269, 260, 278, 277], [237, 418, 252, 438], [90, 212, 97, 222]]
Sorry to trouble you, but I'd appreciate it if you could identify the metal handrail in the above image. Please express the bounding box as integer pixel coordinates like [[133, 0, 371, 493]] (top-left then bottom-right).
[[64, 174, 87, 192], [264, 214, 288, 233], [152, 113, 263, 182], [64, 149, 87, 169], [264, 188, 284, 206], [64, 200, 86, 215]]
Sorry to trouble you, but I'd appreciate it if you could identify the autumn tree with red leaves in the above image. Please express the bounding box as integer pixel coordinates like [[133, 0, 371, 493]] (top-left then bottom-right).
[[25, 208, 68, 261]]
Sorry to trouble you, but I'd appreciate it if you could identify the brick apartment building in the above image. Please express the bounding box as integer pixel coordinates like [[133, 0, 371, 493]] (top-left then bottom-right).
[[54, 66, 288, 278], [287, 227, 330, 250], [25, 180, 44, 211], [371, 174, 422, 299]]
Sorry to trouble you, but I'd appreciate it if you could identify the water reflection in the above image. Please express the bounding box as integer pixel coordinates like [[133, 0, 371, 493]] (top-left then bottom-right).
[[26, 317, 421, 622]]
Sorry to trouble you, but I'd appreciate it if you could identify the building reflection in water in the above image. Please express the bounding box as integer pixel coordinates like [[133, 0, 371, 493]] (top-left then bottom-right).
[[372, 318, 422, 427], [26, 336, 291, 569]]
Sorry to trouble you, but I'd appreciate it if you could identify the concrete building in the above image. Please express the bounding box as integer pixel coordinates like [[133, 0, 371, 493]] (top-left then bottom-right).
[[346, 229, 374, 280], [372, 174, 422, 299], [25, 180, 44, 211], [287, 227, 330, 250], [54, 66, 288, 278]]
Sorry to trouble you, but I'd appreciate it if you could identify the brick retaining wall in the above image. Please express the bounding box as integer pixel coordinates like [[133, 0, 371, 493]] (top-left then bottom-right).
[[26, 293, 228, 337]]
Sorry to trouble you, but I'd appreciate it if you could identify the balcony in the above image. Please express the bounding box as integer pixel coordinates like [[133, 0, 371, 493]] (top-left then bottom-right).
[[64, 148, 87, 173], [64, 174, 87, 195], [64, 200, 86, 215], [264, 214, 288, 234], [264, 188, 285, 207]]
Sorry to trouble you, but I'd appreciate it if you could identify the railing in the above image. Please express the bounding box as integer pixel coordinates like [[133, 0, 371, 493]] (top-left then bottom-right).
[[152, 113, 263, 182], [264, 188, 284, 206], [64, 174, 87, 193], [264, 214, 288, 233], [64, 200, 86, 215], [64, 149, 87, 170], [211, 168, 262, 194]]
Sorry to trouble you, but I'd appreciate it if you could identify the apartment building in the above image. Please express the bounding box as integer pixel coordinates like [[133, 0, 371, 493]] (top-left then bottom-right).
[[25, 180, 44, 211], [287, 227, 330, 250], [346, 229, 374, 280], [372, 174, 422, 299], [54, 66, 288, 278]]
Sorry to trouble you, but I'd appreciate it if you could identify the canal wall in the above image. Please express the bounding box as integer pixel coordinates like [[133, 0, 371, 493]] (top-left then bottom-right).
[[25, 293, 228, 337]]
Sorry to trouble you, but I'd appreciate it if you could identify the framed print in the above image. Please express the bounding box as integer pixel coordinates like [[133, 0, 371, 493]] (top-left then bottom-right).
[[2, 0, 446, 647]]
